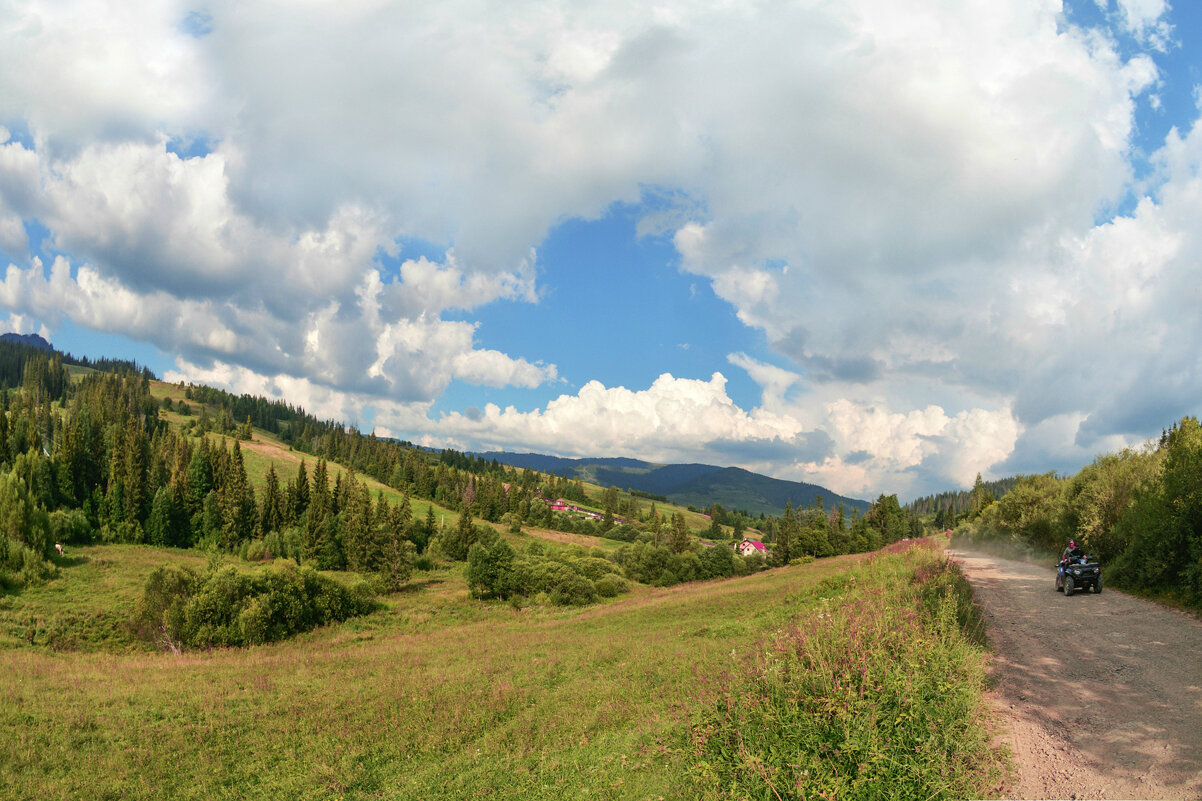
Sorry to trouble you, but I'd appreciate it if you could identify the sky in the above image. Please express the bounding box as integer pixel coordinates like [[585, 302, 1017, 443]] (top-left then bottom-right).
[[1, 0, 1201, 503]]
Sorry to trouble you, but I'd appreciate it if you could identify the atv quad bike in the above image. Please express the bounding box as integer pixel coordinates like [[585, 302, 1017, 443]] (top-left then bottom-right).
[[1056, 554, 1102, 596]]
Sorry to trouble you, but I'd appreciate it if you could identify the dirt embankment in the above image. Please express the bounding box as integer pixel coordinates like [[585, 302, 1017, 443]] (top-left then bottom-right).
[[950, 549, 1202, 801]]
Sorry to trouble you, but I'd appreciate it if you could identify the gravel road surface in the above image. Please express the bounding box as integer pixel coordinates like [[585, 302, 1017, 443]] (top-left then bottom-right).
[[950, 549, 1202, 800]]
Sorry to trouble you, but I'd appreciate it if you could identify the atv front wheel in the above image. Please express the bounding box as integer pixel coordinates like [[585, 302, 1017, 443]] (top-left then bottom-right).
[[1064, 576, 1074, 597], [1093, 576, 1102, 594]]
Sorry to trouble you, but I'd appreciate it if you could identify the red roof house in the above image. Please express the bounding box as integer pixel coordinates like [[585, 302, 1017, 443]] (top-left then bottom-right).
[[735, 538, 768, 557]]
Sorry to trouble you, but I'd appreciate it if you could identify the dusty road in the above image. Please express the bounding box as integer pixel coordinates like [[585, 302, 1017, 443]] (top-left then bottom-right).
[[950, 549, 1202, 800]]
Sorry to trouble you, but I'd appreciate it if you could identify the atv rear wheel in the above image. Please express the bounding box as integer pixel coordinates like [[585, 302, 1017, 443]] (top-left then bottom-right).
[[1064, 576, 1074, 597]]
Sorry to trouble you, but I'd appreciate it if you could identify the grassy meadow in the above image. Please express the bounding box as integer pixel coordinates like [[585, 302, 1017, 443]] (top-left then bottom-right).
[[0, 541, 1007, 800]]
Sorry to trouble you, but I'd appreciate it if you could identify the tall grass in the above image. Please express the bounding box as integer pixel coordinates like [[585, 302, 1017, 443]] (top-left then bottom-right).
[[686, 542, 1006, 800]]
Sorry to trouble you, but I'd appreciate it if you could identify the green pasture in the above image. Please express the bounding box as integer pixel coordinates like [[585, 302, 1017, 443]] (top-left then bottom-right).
[[1, 546, 845, 799], [0, 542, 1006, 800]]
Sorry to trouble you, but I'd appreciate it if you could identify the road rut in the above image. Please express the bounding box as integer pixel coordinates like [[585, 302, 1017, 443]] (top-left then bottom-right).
[[950, 549, 1202, 800]]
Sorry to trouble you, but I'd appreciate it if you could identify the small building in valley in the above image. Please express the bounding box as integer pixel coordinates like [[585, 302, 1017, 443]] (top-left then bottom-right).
[[735, 538, 768, 557]]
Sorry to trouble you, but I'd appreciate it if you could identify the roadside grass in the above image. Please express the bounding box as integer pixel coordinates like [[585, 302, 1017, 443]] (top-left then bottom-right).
[[685, 541, 1006, 800]]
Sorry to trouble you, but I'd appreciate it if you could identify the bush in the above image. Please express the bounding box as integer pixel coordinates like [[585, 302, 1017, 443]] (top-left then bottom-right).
[[49, 509, 92, 546], [741, 552, 766, 572], [550, 571, 597, 606], [466, 539, 516, 599], [566, 555, 621, 581], [698, 544, 736, 579], [594, 574, 630, 598], [133, 561, 376, 650], [244, 540, 272, 562]]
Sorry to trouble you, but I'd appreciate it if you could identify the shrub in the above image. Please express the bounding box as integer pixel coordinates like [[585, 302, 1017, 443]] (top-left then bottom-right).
[[133, 561, 375, 650], [49, 509, 92, 546], [594, 574, 630, 598], [549, 571, 597, 606], [466, 539, 516, 599], [244, 540, 272, 562], [698, 544, 736, 579], [741, 552, 766, 572], [566, 555, 621, 581]]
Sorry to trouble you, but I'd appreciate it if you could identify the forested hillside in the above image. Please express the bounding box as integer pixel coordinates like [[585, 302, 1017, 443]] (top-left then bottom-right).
[[0, 340, 926, 623]]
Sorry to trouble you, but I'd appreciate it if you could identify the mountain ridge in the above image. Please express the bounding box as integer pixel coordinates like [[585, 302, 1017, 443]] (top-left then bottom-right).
[[0, 332, 52, 351], [475, 451, 870, 516]]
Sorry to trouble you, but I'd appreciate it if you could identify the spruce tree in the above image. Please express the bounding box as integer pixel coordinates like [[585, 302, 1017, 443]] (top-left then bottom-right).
[[303, 460, 330, 564], [669, 511, 690, 553], [772, 502, 798, 566], [260, 463, 284, 535], [293, 460, 310, 521], [220, 441, 256, 549]]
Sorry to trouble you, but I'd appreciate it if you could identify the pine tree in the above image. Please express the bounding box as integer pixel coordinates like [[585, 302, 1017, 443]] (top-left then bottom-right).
[[342, 479, 366, 572], [303, 460, 330, 563], [220, 440, 256, 549], [669, 511, 690, 553], [120, 414, 149, 524], [260, 463, 284, 535], [970, 473, 992, 517], [293, 460, 310, 522], [442, 499, 475, 562], [378, 492, 415, 588], [145, 487, 174, 546], [186, 440, 213, 517], [772, 501, 798, 566]]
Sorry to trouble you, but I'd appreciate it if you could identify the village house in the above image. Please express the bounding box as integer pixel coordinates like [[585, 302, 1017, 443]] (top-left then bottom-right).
[[734, 538, 768, 557], [547, 498, 605, 521]]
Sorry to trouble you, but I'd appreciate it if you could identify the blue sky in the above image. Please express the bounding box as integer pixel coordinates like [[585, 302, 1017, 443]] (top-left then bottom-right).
[[2, 0, 1202, 502]]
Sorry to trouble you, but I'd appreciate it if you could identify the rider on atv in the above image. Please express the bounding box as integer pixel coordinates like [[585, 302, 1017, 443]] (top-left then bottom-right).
[[1058, 539, 1102, 595]]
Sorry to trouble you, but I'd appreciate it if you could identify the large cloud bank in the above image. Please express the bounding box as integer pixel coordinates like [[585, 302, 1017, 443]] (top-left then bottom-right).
[[2, 0, 1198, 499]]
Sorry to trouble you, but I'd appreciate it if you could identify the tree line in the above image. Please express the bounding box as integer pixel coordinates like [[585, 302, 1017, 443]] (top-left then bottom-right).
[[954, 417, 1202, 609]]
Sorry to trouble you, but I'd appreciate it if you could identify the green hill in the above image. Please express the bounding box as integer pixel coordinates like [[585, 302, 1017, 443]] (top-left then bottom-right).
[[477, 452, 870, 516]]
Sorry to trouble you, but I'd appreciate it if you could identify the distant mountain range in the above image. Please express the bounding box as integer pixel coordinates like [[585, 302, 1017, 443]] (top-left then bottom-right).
[[475, 452, 871, 517], [0, 332, 52, 351]]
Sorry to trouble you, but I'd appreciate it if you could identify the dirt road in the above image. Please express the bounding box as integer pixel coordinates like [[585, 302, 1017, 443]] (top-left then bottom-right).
[[949, 549, 1202, 800]]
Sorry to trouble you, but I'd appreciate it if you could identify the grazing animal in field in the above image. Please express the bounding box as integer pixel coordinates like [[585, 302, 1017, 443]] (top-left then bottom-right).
[[55, 543, 63, 557]]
